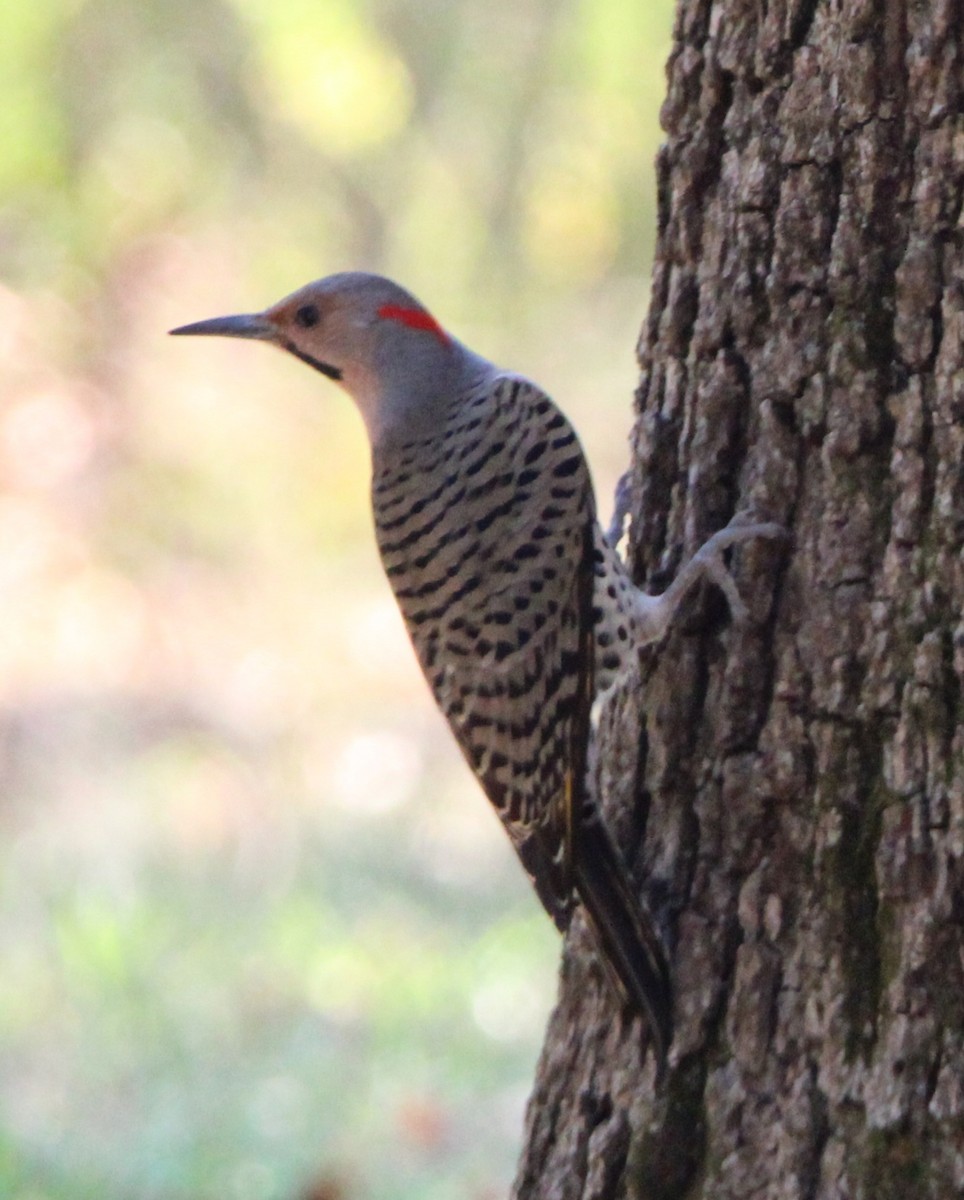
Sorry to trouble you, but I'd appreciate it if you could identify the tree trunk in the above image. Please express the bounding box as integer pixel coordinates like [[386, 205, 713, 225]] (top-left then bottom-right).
[[513, 2, 963, 1197]]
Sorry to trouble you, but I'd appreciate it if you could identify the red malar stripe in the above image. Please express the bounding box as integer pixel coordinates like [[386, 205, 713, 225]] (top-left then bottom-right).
[[377, 304, 449, 345]]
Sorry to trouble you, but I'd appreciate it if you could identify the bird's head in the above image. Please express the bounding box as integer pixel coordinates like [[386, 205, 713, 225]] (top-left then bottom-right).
[[171, 272, 470, 444]]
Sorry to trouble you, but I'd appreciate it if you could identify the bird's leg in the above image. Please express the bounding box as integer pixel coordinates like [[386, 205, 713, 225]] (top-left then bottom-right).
[[632, 519, 786, 646], [605, 470, 634, 553]]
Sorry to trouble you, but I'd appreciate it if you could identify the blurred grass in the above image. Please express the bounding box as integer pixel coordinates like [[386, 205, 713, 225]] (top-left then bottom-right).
[[0, 0, 673, 1196]]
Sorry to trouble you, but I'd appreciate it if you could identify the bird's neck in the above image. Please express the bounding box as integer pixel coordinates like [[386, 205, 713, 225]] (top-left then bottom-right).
[[367, 341, 497, 453]]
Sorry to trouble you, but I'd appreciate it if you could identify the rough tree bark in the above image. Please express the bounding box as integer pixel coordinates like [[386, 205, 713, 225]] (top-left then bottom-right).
[[513, 2, 963, 1197]]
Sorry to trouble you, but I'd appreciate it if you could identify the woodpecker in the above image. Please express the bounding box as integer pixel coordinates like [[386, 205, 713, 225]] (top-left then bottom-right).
[[172, 272, 781, 1068]]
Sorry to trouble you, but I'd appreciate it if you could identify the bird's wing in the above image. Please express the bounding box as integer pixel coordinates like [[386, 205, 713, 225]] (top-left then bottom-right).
[[373, 375, 593, 927], [427, 377, 597, 930], [373, 374, 671, 1058]]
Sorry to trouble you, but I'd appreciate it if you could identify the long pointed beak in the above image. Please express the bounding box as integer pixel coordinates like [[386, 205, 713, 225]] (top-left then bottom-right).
[[169, 313, 277, 341]]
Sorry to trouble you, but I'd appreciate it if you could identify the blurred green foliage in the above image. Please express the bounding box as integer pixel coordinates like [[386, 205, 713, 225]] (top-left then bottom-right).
[[0, 1, 673, 1197]]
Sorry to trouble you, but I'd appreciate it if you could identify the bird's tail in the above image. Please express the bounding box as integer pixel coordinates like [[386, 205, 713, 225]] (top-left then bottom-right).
[[572, 816, 672, 1069]]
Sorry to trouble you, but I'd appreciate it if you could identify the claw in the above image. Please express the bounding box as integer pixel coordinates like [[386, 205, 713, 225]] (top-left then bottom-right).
[[690, 520, 785, 623], [631, 516, 786, 645], [696, 521, 788, 556]]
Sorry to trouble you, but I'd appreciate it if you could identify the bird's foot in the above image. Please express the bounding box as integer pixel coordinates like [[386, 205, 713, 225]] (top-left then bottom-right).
[[633, 516, 787, 645], [684, 519, 786, 624]]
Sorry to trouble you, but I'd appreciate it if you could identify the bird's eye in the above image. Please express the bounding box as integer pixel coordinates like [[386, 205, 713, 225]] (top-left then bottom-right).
[[294, 304, 320, 329]]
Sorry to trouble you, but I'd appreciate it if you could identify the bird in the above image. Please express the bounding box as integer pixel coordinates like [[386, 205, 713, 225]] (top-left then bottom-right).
[[171, 271, 782, 1069]]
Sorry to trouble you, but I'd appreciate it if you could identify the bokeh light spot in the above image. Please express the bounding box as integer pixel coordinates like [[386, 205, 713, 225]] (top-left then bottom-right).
[[1, 389, 96, 490], [256, 20, 413, 155]]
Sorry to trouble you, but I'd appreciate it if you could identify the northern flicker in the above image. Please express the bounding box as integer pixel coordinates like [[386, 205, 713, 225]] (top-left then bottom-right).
[[171, 272, 781, 1068]]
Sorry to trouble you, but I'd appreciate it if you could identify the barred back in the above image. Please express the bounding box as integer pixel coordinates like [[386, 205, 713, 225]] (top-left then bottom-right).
[[371, 374, 671, 1059], [372, 375, 595, 927]]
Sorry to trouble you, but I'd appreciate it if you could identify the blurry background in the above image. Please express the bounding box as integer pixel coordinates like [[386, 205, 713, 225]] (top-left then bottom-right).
[[0, 1, 673, 1197]]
